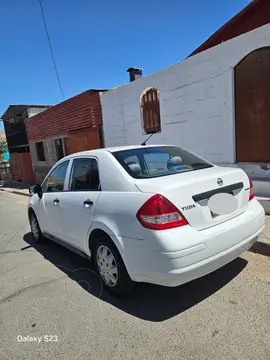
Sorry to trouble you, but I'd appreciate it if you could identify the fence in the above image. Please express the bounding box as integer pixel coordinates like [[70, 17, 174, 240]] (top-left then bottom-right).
[[9, 153, 35, 184]]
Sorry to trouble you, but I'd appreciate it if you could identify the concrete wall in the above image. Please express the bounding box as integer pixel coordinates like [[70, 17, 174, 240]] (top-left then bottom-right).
[[29, 135, 67, 184], [101, 23, 270, 166]]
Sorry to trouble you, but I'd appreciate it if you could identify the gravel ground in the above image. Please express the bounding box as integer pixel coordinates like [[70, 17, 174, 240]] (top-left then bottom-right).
[[0, 192, 269, 360]]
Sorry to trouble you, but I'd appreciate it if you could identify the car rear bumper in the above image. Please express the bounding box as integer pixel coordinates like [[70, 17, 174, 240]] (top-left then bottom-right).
[[126, 199, 265, 287], [136, 227, 262, 287]]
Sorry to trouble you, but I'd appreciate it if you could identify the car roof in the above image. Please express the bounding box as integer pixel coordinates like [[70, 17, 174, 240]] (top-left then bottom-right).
[[64, 144, 173, 159]]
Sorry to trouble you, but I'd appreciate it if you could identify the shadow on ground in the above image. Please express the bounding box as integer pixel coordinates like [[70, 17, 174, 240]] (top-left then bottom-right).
[[23, 232, 247, 322], [249, 240, 270, 256], [0, 180, 29, 190]]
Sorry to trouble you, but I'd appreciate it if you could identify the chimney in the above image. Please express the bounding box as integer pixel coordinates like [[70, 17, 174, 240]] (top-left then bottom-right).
[[127, 68, 143, 82]]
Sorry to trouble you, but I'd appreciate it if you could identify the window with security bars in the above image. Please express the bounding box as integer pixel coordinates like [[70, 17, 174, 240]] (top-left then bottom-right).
[[141, 88, 161, 134]]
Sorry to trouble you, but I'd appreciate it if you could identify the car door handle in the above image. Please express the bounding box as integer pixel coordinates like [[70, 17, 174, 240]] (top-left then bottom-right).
[[84, 199, 93, 207], [53, 198, 60, 205]]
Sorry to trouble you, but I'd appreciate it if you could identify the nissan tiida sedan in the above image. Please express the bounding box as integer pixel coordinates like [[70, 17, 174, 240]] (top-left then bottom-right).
[[28, 145, 265, 295]]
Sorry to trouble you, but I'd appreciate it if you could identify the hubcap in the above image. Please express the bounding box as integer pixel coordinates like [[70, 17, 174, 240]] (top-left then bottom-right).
[[96, 245, 118, 287], [31, 216, 39, 240]]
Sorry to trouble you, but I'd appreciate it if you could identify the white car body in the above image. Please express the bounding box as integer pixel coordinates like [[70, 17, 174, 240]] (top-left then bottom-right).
[[28, 145, 265, 290]]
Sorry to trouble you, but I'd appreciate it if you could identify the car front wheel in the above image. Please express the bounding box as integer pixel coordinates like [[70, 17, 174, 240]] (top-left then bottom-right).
[[30, 213, 43, 243], [92, 235, 134, 296]]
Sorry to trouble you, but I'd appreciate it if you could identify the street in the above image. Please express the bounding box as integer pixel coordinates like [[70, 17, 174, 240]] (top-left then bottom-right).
[[0, 191, 269, 360]]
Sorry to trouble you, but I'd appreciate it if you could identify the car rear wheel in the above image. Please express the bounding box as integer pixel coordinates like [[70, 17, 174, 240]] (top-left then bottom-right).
[[92, 235, 134, 296], [30, 213, 43, 243]]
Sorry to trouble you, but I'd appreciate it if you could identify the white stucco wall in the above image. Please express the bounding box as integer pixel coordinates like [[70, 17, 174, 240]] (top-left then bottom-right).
[[101, 23, 270, 165]]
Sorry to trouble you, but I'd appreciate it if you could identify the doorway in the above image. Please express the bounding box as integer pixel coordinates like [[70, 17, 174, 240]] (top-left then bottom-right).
[[235, 47, 270, 162]]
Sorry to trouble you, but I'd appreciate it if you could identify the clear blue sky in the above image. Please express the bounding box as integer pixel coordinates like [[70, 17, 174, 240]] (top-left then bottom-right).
[[0, 0, 250, 130]]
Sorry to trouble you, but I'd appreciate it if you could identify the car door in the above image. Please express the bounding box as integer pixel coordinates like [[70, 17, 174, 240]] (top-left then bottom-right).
[[60, 157, 101, 251], [37, 160, 70, 238]]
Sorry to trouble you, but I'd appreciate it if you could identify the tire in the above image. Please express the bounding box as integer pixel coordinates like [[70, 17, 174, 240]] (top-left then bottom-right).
[[92, 235, 134, 296], [29, 212, 44, 243]]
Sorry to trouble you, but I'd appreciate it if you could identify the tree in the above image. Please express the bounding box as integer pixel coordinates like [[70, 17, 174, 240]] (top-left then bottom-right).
[[0, 136, 7, 153]]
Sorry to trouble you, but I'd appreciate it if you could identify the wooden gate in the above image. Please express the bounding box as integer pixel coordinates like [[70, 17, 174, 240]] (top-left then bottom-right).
[[235, 47, 270, 162], [67, 127, 101, 155], [10, 153, 35, 184]]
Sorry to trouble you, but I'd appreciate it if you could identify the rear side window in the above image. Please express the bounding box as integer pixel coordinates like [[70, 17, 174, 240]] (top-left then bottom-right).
[[69, 158, 100, 191], [112, 146, 213, 179]]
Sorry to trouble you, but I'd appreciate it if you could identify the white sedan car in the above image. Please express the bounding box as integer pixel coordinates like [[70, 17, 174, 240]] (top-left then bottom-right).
[[28, 145, 265, 295]]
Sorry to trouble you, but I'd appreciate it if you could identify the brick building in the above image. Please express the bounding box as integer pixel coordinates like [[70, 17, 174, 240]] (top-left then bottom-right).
[[25, 90, 106, 183], [101, 0, 270, 179]]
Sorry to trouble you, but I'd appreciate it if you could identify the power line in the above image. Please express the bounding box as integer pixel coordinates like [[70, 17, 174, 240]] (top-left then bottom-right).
[[38, 0, 65, 100]]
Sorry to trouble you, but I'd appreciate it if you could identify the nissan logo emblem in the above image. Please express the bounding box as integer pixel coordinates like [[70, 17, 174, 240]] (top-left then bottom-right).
[[217, 178, 223, 186]]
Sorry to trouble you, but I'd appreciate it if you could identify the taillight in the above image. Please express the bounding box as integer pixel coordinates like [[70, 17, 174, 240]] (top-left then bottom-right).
[[136, 194, 188, 230], [248, 176, 255, 201]]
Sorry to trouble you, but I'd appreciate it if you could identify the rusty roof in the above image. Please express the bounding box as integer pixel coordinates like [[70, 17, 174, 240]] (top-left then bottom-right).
[[188, 0, 268, 57]]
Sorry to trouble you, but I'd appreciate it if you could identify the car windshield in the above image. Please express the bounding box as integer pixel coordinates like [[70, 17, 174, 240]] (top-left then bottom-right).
[[112, 146, 213, 179]]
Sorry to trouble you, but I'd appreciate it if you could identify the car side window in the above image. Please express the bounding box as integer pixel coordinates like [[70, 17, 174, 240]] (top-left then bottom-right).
[[43, 160, 69, 193], [70, 158, 100, 191]]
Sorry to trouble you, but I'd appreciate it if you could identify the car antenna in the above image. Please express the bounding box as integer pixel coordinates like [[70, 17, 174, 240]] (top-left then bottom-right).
[[141, 131, 156, 146]]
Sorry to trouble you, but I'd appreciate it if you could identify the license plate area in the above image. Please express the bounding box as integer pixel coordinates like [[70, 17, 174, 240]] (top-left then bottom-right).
[[210, 191, 234, 217], [199, 191, 235, 218]]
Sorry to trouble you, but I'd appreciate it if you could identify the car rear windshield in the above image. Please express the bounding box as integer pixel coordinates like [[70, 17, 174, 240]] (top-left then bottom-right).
[[112, 146, 213, 179]]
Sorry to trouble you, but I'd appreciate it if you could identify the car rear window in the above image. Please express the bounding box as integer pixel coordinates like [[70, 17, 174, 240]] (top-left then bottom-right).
[[112, 146, 213, 179]]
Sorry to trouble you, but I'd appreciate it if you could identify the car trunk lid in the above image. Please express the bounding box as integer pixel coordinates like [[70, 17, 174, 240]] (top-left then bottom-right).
[[135, 166, 250, 231]]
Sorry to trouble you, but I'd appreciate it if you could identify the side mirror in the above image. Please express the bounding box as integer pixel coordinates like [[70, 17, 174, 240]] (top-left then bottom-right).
[[29, 184, 43, 198]]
